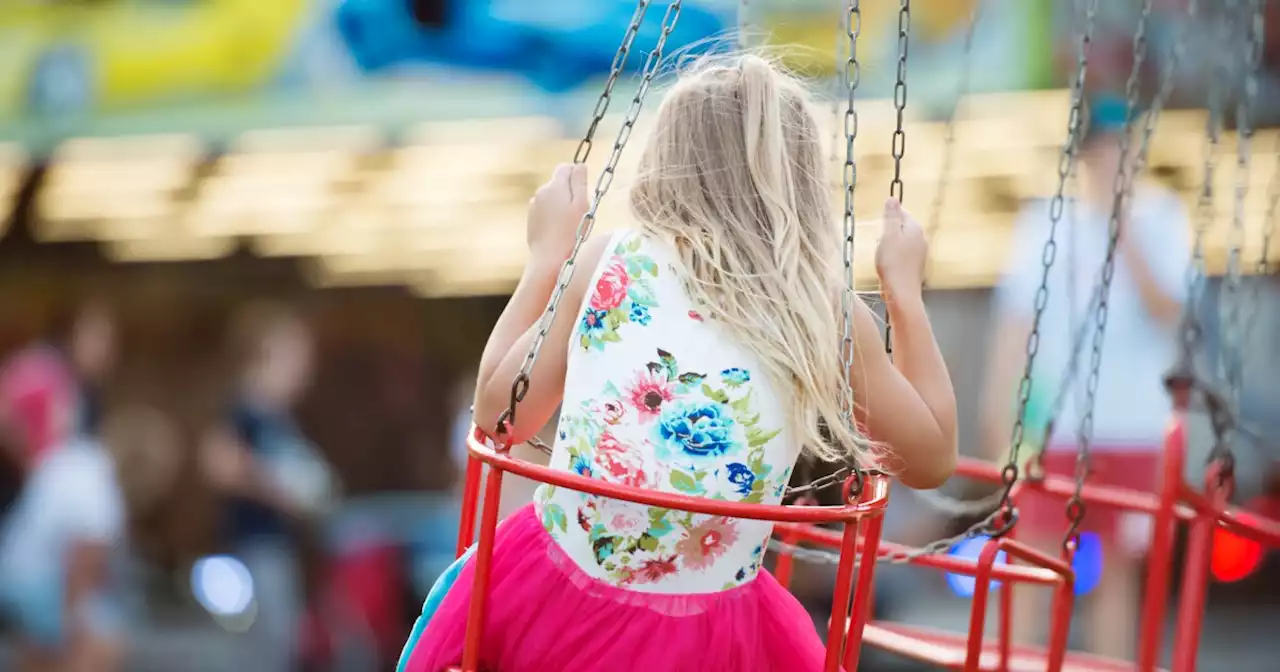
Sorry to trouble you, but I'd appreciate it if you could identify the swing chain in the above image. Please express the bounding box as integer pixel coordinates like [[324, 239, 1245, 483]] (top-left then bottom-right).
[[889, 0, 910, 203], [573, 1, 653, 166], [496, 1, 684, 444], [1168, 4, 1231, 403], [882, 0, 911, 353], [1212, 0, 1264, 474], [1067, 0, 1154, 552], [987, 0, 1100, 536]]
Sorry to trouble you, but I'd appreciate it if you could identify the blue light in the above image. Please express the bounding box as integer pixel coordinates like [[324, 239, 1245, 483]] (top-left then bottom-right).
[[945, 532, 1106, 599], [1072, 532, 1104, 596], [945, 535, 1006, 598]]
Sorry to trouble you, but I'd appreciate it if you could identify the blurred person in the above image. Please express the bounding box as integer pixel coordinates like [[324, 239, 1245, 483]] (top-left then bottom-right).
[[0, 297, 115, 473], [200, 303, 338, 672], [0, 405, 181, 672], [981, 95, 1190, 659], [402, 54, 957, 672]]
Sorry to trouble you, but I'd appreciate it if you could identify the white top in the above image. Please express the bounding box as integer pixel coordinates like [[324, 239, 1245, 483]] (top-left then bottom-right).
[[536, 230, 801, 594], [995, 187, 1191, 449], [0, 439, 124, 587]]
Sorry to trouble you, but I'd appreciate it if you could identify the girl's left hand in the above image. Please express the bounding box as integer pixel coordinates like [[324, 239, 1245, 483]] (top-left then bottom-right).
[[527, 163, 590, 267]]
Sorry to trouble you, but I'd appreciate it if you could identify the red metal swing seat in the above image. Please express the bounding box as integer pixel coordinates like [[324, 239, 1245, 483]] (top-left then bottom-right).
[[444, 426, 893, 672]]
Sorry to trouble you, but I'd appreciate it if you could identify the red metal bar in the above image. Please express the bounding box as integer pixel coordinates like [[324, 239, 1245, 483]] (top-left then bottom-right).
[[1171, 468, 1232, 672], [774, 521, 1066, 585], [456, 454, 484, 557], [459, 456, 506, 672], [467, 429, 890, 523], [1138, 412, 1187, 671], [824, 521, 861, 672], [955, 457, 1197, 520], [773, 523, 802, 590], [962, 538, 1075, 672], [1179, 484, 1280, 546], [962, 540, 1002, 672], [843, 512, 885, 671], [997, 525, 1015, 671]]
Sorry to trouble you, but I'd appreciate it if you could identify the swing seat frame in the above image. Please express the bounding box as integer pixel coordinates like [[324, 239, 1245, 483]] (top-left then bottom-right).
[[445, 426, 891, 672]]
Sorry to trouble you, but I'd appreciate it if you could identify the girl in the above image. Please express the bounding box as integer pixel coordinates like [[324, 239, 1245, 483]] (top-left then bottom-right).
[[404, 54, 958, 672]]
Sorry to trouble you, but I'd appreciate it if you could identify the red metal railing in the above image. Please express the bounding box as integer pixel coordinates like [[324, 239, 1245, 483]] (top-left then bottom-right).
[[451, 426, 892, 672], [770, 407, 1280, 672]]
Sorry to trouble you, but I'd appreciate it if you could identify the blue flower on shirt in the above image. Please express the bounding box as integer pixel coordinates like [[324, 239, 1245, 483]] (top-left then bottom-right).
[[580, 308, 608, 338], [726, 462, 755, 496], [721, 368, 750, 386], [570, 454, 593, 477], [656, 401, 737, 459], [629, 303, 652, 326]]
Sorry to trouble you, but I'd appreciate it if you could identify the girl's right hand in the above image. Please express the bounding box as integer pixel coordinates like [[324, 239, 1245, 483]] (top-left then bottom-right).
[[875, 198, 928, 296], [527, 163, 590, 267]]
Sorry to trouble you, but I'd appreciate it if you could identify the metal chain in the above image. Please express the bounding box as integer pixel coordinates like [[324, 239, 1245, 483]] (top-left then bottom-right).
[[1067, 0, 1154, 552], [1170, 6, 1230, 405], [1215, 0, 1264, 470], [882, 0, 911, 354], [923, 0, 982, 282], [573, 2, 652, 166], [787, 0, 864, 500], [496, 1, 684, 442], [987, 0, 1099, 535]]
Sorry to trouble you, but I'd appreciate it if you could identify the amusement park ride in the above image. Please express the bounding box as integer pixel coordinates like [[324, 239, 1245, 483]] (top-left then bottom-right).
[[444, 1, 1280, 670]]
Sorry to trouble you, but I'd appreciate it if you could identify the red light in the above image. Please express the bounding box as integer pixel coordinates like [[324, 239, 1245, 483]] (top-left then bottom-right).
[[1211, 518, 1264, 583]]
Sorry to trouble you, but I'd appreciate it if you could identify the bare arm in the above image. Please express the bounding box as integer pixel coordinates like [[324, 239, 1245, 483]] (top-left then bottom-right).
[[849, 288, 958, 490], [473, 235, 609, 444]]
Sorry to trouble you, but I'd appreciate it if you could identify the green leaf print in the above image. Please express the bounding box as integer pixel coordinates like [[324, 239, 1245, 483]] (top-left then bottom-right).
[[592, 536, 616, 564], [670, 469, 701, 494], [678, 372, 706, 385], [637, 534, 660, 552], [627, 283, 658, 308], [541, 503, 569, 533], [700, 383, 730, 405], [602, 330, 623, 343], [644, 259, 659, 276], [730, 390, 753, 415], [647, 509, 674, 538], [656, 349, 679, 381], [747, 426, 782, 448]]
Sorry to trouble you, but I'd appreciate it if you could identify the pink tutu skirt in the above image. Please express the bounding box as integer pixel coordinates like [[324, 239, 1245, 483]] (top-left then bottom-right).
[[404, 503, 833, 672]]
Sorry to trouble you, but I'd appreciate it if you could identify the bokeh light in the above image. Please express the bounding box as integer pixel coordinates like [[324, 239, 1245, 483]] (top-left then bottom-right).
[[1212, 521, 1265, 583], [947, 532, 1104, 597], [191, 554, 255, 617]]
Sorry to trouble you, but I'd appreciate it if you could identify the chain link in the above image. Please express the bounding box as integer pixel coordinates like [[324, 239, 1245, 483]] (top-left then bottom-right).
[[1067, 0, 1153, 552], [882, 0, 911, 354], [986, 0, 1100, 535], [573, 2, 652, 166], [496, 1, 684, 441], [1214, 0, 1264, 471]]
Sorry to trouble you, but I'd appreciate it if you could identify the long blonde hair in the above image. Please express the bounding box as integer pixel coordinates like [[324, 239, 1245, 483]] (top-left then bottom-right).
[[629, 53, 873, 466]]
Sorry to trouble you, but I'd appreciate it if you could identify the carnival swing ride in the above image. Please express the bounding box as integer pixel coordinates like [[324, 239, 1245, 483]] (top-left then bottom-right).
[[446, 1, 1280, 671]]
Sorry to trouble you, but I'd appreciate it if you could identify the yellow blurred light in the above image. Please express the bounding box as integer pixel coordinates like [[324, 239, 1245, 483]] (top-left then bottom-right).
[[103, 236, 236, 263]]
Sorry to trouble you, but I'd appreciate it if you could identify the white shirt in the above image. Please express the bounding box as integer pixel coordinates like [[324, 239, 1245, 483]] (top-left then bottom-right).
[[0, 439, 124, 586], [995, 187, 1191, 449], [537, 230, 799, 594]]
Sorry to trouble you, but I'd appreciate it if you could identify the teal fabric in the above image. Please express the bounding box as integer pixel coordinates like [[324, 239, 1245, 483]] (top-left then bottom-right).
[[397, 545, 475, 672]]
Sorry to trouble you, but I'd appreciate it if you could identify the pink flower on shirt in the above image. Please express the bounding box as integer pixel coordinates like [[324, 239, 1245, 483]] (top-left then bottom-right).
[[590, 257, 631, 311]]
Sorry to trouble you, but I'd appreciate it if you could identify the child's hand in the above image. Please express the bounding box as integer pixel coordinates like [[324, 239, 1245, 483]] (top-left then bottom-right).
[[875, 198, 928, 297], [527, 163, 590, 268]]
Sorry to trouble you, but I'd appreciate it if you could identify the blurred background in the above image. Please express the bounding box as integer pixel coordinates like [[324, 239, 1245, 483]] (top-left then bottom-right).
[[0, 0, 1277, 670]]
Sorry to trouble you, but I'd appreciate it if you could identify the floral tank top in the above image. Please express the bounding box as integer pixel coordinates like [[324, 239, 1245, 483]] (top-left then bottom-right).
[[535, 230, 800, 595]]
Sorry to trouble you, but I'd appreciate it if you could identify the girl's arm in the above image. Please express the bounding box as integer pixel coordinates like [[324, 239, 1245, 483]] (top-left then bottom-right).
[[472, 236, 609, 444], [850, 200, 958, 490], [473, 164, 598, 444], [849, 290, 958, 490]]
